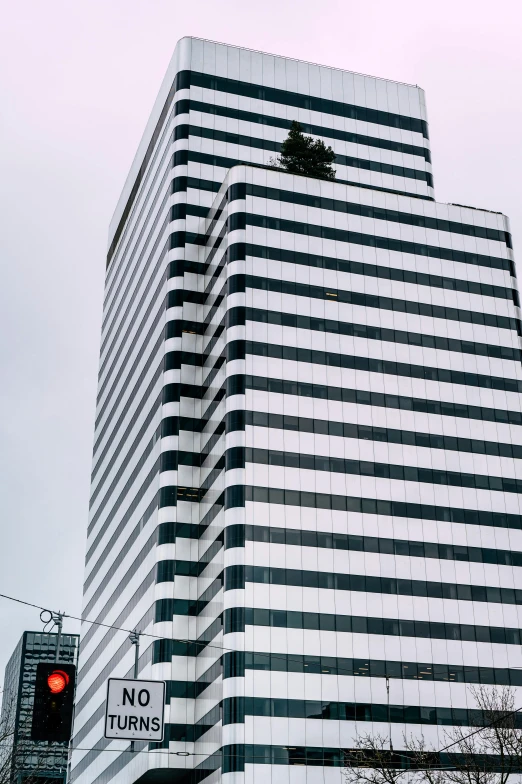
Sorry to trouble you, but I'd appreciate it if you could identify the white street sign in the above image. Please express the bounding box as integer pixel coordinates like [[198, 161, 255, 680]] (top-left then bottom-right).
[[104, 678, 166, 741]]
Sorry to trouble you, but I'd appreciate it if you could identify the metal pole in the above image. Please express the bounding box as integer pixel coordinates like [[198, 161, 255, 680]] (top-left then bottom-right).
[[386, 676, 393, 752], [128, 630, 140, 753], [133, 636, 140, 679], [55, 613, 63, 663]]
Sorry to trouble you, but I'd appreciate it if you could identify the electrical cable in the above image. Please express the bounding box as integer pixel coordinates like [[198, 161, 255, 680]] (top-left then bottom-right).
[[0, 742, 203, 757], [2, 590, 522, 769], [0, 591, 519, 691], [0, 741, 465, 769], [436, 703, 522, 754], [0, 594, 429, 680]]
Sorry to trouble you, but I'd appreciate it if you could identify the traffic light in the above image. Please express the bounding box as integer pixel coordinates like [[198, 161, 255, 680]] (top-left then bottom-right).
[[31, 663, 76, 742]]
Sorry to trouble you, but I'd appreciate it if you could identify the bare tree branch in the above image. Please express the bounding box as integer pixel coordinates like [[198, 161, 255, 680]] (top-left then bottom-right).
[[344, 733, 406, 784], [0, 692, 62, 784], [343, 685, 522, 784]]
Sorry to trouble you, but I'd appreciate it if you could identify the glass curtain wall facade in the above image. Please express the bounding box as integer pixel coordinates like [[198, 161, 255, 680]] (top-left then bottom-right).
[[1, 632, 79, 783], [71, 36, 522, 784]]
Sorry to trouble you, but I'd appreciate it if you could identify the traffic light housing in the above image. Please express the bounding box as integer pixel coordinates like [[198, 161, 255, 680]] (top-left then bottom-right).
[[31, 663, 76, 742]]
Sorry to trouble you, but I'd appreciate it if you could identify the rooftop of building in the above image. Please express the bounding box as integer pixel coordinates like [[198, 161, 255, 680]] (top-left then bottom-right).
[[107, 37, 428, 254], [183, 36, 420, 89]]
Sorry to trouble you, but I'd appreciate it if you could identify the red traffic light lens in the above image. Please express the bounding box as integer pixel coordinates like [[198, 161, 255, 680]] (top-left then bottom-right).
[[47, 670, 69, 694]]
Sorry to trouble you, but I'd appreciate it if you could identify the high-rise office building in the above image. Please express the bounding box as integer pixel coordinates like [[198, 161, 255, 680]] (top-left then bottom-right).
[[71, 37, 522, 784], [1, 631, 79, 783]]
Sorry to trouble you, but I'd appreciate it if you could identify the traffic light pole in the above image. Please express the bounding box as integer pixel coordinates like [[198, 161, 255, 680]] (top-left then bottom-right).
[[54, 613, 63, 663], [128, 630, 140, 753], [39, 609, 65, 662]]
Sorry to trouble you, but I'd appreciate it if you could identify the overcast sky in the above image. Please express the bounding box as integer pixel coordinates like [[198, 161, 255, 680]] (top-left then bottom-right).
[[0, 0, 521, 678]]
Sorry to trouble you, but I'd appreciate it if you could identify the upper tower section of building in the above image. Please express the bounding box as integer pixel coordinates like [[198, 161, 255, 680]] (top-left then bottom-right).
[[107, 37, 432, 266]]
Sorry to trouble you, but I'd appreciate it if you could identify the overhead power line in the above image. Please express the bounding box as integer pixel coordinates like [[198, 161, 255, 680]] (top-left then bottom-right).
[[1, 590, 522, 763]]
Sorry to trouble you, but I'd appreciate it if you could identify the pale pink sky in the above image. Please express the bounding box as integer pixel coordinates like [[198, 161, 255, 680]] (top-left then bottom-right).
[[0, 0, 520, 675]]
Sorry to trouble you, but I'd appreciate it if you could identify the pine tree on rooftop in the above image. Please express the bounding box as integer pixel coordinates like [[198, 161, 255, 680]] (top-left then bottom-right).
[[272, 120, 336, 179]]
